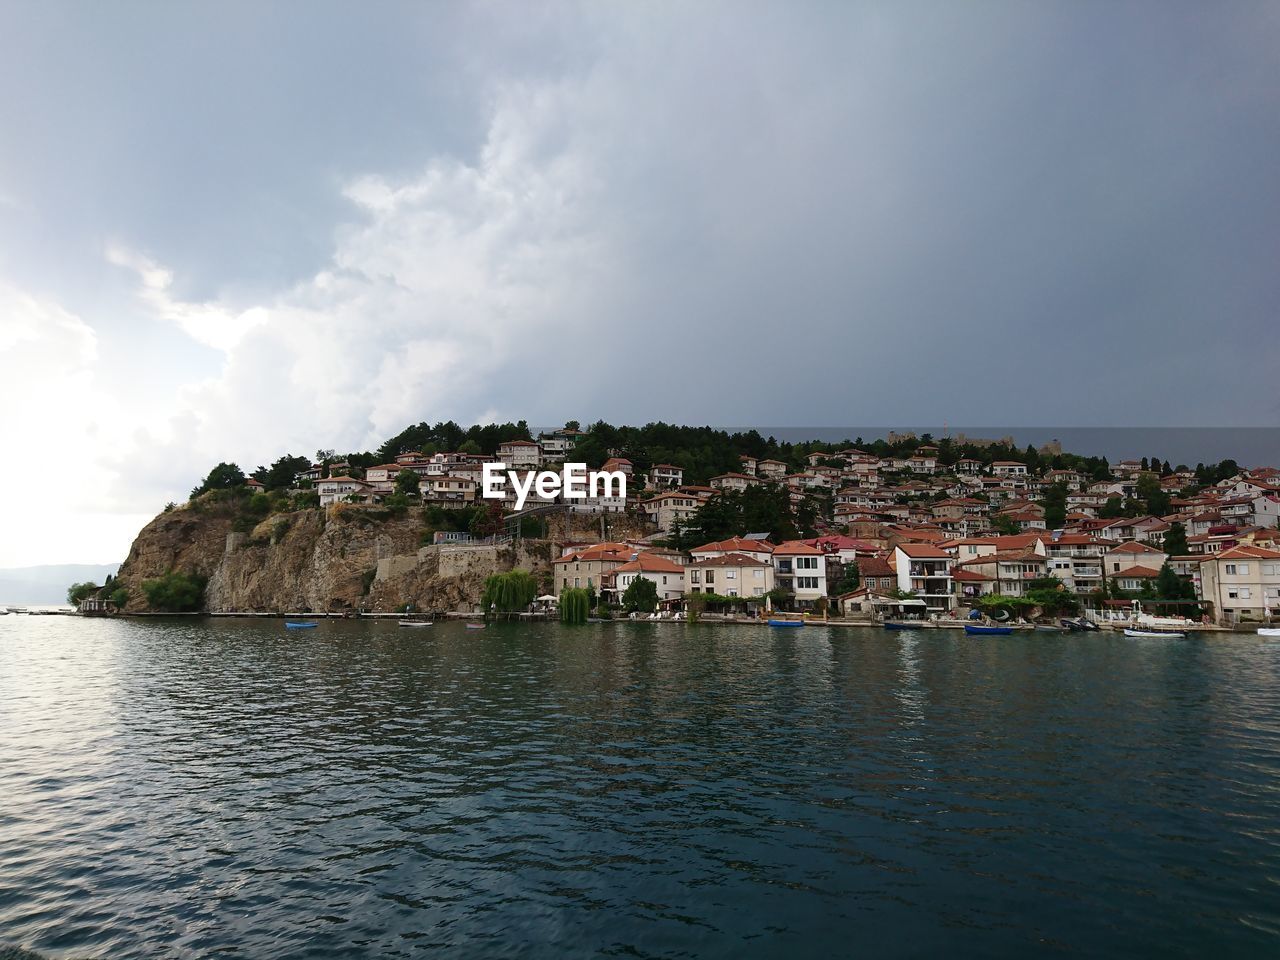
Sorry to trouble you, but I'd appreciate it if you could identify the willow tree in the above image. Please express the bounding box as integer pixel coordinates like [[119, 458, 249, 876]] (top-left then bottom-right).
[[481, 570, 538, 615], [559, 587, 591, 624]]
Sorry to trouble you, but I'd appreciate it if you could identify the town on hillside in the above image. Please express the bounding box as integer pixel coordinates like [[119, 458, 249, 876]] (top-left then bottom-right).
[[157, 424, 1280, 627]]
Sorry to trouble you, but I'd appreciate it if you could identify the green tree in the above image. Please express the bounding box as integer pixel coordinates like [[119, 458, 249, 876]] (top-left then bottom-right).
[[108, 587, 129, 609], [469, 501, 505, 539], [1100, 496, 1126, 519], [252, 454, 312, 491], [992, 514, 1020, 535], [66, 581, 100, 607], [559, 587, 591, 624], [1163, 521, 1189, 557], [191, 462, 246, 499], [1135, 473, 1170, 516], [394, 469, 421, 497], [458, 439, 482, 456], [141, 570, 206, 612], [481, 570, 538, 614], [1041, 482, 1069, 529], [621, 576, 659, 613]]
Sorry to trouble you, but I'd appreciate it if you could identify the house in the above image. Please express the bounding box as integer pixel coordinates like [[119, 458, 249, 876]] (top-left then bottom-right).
[[739, 454, 758, 475], [856, 555, 898, 595], [640, 491, 701, 533], [1104, 541, 1168, 575], [954, 458, 983, 475], [1198, 545, 1280, 624], [601, 456, 634, 476], [647, 463, 684, 488], [1043, 534, 1106, 593], [756, 459, 788, 481], [685, 553, 774, 600], [496, 440, 542, 468], [317, 476, 372, 506], [538, 428, 582, 462], [364, 463, 403, 493], [991, 461, 1028, 478], [690, 537, 775, 565], [709, 472, 756, 493], [891, 544, 955, 613], [421, 475, 477, 504], [953, 567, 997, 601], [611, 553, 686, 602], [772, 540, 827, 609], [553, 542, 635, 594], [1111, 565, 1163, 593]]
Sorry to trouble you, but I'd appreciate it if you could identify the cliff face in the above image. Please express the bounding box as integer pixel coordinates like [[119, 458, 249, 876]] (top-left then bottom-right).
[[114, 501, 555, 614]]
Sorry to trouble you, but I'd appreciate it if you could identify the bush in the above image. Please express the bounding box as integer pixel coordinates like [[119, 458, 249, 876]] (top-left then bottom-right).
[[141, 570, 206, 612]]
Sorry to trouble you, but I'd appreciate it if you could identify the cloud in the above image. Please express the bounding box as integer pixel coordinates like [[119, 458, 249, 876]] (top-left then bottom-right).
[[0, 284, 150, 565]]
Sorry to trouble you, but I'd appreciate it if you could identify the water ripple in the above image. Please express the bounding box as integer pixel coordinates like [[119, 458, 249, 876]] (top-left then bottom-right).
[[1, 618, 1278, 957]]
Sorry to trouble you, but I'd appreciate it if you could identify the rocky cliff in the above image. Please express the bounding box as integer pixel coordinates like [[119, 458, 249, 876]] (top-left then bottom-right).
[[114, 500, 557, 614]]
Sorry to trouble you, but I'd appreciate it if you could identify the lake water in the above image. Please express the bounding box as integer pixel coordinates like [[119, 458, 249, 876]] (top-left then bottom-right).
[[2, 617, 1278, 958]]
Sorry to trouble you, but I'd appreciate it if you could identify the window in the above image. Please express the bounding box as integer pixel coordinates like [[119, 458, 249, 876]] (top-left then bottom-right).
[[797, 577, 818, 589], [726, 570, 736, 579], [1264, 564, 1278, 576], [1240, 588, 1252, 599], [754, 587, 764, 596], [797, 556, 818, 569], [706, 571, 715, 584], [574, 578, 580, 588]]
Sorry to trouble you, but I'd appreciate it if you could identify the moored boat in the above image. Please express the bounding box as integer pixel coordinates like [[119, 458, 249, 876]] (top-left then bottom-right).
[[768, 619, 804, 627], [465, 623, 487, 630], [1123, 628, 1186, 639], [285, 621, 318, 629], [1258, 628, 1280, 637], [398, 620, 433, 627], [965, 624, 1013, 636]]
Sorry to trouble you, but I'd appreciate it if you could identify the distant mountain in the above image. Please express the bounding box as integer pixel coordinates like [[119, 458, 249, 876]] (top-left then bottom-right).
[[0, 563, 121, 607]]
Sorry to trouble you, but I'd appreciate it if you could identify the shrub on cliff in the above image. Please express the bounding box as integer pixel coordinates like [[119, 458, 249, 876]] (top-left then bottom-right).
[[141, 570, 207, 612]]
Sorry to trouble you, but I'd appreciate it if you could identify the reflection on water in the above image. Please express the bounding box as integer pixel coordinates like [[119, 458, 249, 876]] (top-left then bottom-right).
[[1, 617, 1278, 958]]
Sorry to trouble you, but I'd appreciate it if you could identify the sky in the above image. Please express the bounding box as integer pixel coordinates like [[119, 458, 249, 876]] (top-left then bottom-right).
[[1, 1, 1278, 566]]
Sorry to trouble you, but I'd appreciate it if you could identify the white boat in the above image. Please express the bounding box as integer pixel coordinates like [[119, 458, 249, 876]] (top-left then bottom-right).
[[1258, 628, 1280, 637], [398, 620, 433, 628], [1124, 628, 1186, 639]]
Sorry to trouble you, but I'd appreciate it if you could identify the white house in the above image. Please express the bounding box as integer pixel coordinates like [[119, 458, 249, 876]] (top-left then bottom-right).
[[612, 553, 686, 602], [892, 544, 955, 613], [772, 540, 827, 610], [318, 477, 372, 506]]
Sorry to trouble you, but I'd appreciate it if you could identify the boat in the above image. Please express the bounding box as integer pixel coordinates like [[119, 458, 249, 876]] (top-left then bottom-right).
[[465, 623, 487, 630], [285, 621, 318, 629], [1059, 617, 1100, 632], [1123, 628, 1186, 639], [882, 621, 917, 630], [1257, 628, 1280, 637], [1034, 624, 1061, 632], [398, 620, 433, 628], [768, 619, 804, 627], [965, 624, 1013, 636]]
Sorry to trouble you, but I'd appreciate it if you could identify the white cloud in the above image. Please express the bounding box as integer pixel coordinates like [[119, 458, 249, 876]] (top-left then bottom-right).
[[0, 284, 149, 565]]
